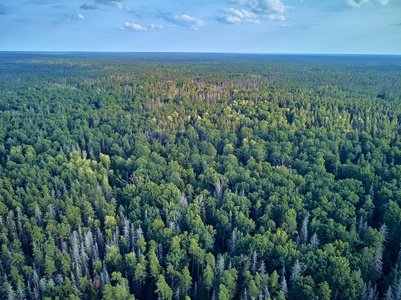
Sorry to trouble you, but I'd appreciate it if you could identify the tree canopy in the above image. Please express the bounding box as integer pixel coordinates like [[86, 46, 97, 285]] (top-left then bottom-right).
[[0, 53, 401, 300]]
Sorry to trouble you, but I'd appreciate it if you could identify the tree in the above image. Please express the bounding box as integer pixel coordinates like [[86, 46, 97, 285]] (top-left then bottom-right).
[[310, 233, 319, 249], [204, 264, 214, 292], [45, 255, 57, 278], [300, 214, 309, 244], [385, 286, 393, 300], [105, 246, 123, 272], [135, 259, 147, 296], [280, 268, 288, 298], [156, 275, 173, 300], [149, 245, 162, 279], [248, 279, 259, 298], [371, 248, 383, 281], [270, 270, 279, 294], [218, 284, 230, 300], [317, 281, 331, 300], [291, 259, 301, 280]]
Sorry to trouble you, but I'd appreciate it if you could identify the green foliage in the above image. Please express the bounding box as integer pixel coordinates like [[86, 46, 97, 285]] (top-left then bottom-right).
[[155, 275, 173, 300], [0, 53, 400, 300]]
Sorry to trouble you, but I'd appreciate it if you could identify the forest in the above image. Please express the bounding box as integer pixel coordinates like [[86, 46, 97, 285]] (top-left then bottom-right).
[[0, 52, 401, 300]]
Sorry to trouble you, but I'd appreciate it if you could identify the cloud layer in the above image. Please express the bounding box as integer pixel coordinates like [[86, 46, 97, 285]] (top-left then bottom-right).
[[159, 12, 204, 30], [346, 0, 388, 7], [122, 22, 163, 31], [95, 0, 133, 11], [66, 14, 85, 22], [216, 8, 260, 24], [229, 0, 288, 14]]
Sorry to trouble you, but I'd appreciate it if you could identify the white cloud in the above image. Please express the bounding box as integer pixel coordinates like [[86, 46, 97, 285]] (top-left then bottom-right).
[[159, 12, 204, 30], [123, 22, 163, 31], [216, 8, 260, 24], [227, 8, 260, 21], [65, 14, 85, 22], [147, 24, 164, 30], [96, 0, 133, 12], [227, 0, 288, 22], [229, 0, 288, 14], [346, 0, 388, 7], [345, 0, 368, 7], [218, 15, 242, 24], [125, 22, 147, 31], [114, 2, 133, 12]]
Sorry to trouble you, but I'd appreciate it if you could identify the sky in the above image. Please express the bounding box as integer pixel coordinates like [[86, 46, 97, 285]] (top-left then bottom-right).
[[0, 0, 400, 54]]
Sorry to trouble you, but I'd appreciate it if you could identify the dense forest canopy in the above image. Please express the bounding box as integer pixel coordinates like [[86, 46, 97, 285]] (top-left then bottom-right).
[[0, 52, 401, 300]]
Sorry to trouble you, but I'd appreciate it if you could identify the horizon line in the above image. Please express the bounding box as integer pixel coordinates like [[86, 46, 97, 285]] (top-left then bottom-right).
[[0, 51, 400, 56]]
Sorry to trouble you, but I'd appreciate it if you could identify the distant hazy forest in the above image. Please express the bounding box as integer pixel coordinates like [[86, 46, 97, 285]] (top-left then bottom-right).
[[1, 53, 401, 300]]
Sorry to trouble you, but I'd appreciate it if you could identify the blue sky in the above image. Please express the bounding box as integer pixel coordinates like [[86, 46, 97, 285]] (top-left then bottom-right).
[[0, 0, 400, 54]]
